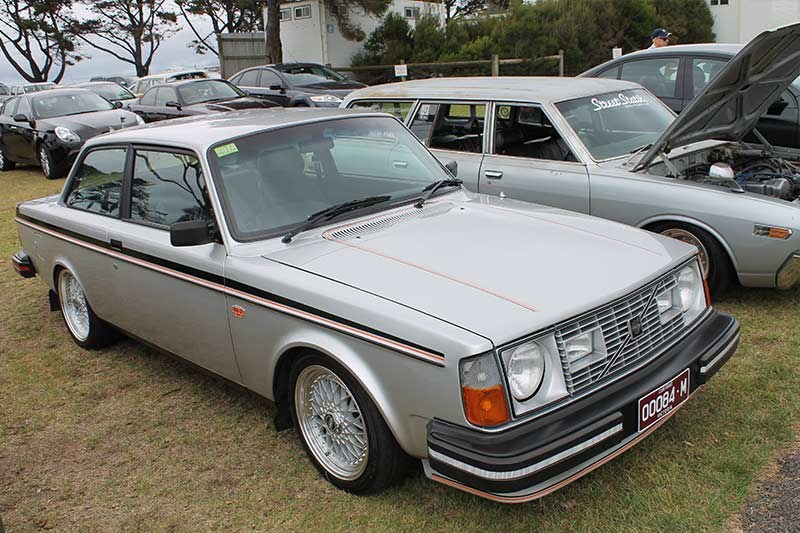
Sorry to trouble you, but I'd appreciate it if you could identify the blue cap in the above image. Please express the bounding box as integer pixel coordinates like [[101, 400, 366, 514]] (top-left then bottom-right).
[[651, 28, 672, 39]]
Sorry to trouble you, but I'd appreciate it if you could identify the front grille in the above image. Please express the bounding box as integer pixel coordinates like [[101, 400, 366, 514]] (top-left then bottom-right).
[[555, 269, 687, 396]]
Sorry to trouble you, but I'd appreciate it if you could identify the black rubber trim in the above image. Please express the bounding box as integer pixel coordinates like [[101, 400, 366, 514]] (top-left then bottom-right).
[[15, 211, 444, 360], [428, 310, 739, 493]]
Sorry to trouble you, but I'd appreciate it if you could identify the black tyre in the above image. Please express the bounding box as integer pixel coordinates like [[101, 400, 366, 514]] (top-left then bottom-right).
[[56, 268, 118, 349], [39, 144, 66, 180], [0, 141, 16, 171], [288, 352, 410, 494], [649, 221, 734, 297]]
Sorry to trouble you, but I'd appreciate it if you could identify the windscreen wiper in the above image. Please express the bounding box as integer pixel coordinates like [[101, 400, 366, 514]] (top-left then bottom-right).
[[281, 195, 391, 243], [623, 143, 653, 167], [414, 178, 462, 209]]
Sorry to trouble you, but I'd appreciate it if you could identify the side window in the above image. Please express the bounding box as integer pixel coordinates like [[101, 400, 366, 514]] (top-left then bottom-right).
[[418, 102, 485, 153], [620, 58, 680, 98], [155, 87, 177, 106], [3, 98, 19, 117], [238, 69, 261, 87], [260, 70, 282, 88], [596, 66, 620, 80], [65, 148, 127, 217], [690, 58, 726, 97], [130, 150, 208, 227], [493, 104, 576, 162], [16, 98, 31, 118], [349, 100, 414, 121], [139, 88, 157, 105]]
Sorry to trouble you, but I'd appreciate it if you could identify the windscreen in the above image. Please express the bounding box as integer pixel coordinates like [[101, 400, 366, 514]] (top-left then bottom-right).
[[555, 89, 675, 160], [32, 91, 115, 118], [209, 116, 450, 240], [177, 80, 244, 105], [91, 83, 135, 101], [276, 65, 347, 86]]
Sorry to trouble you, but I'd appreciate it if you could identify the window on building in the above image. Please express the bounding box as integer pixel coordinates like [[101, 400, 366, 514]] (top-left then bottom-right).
[[331, 3, 348, 18], [404, 6, 420, 18], [65, 148, 127, 217], [294, 5, 311, 19], [279, 8, 291, 21], [130, 150, 208, 227]]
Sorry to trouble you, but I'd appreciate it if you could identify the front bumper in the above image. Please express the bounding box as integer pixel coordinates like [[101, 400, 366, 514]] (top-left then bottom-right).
[[426, 309, 739, 503]]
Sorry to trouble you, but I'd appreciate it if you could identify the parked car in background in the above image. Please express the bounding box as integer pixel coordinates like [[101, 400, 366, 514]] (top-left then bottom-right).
[[342, 22, 800, 295], [90, 75, 138, 88], [128, 70, 208, 97], [0, 88, 143, 179], [579, 43, 800, 149], [73, 82, 138, 107], [12, 109, 739, 502], [229, 62, 365, 107], [128, 79, 278, 123], [10, 82, 57, 95]]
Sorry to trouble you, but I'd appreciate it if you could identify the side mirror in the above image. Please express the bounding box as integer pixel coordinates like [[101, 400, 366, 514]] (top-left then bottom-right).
[[113, 101, 123, 109], [165, 100, 182, 110], [269, 83, 286, 93], [170, 219, 213, 247], [444, 160, 458, 177], [13, 113, 30, 123]]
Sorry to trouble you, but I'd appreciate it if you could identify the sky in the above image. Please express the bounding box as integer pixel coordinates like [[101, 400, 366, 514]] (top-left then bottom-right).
[[0, 12, 221, 84]]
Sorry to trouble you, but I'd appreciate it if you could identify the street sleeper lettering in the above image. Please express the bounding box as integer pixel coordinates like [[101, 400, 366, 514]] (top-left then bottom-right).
[[591, 93, 647, 112]]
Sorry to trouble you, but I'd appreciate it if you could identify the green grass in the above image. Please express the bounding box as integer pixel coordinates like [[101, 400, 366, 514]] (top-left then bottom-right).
[[1, 167, 799, 531]]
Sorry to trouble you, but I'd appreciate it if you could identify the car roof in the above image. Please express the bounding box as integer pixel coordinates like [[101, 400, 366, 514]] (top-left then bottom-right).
[[137, 70, 206, 81], [615, 43, 743, 59], [85, 108, 384, 152], [160, 78, 228, 88], [344, 77, 642, 103]]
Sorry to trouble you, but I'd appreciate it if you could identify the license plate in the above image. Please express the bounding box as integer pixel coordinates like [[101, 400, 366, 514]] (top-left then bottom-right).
[[638, 368, 690, 432]]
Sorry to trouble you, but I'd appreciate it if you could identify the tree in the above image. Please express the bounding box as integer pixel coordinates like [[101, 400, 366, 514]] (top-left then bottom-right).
[[70, 0, 178, 77], [0, 0, 80, 82], [652, 0, 715, 44], [175, 0, 261, 56], [442, 0, 485, 24], [264, 0, 390, 64]]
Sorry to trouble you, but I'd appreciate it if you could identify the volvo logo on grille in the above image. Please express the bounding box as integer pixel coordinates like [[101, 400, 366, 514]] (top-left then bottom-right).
[[628, 317, 644, 338]]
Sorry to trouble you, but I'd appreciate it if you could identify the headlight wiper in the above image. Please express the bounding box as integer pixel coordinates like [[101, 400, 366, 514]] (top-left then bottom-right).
[[281, 195, 391, 243], [414, 178, 462, 209]]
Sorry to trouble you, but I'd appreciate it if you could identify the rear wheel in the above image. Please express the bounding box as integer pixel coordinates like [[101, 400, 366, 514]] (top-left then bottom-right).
[[0, 141, 16, 171], [289, 353, 410, 494], [39, 144, 65, 180], [56, 268, 118, 349], [650, 221, 734, 297]]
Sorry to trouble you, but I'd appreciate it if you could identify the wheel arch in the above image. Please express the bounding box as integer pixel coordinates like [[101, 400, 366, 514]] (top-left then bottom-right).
[[638, 214, 740, 271]]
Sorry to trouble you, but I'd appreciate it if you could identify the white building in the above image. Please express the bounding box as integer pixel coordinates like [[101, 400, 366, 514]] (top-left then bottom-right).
[[264, 0, 445, 67], [708, 0, 800, 43]]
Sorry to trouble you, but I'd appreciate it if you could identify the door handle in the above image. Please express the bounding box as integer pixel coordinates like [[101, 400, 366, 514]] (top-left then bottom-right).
[[484, 170, 503, 179], [109, 239, 123, 251]]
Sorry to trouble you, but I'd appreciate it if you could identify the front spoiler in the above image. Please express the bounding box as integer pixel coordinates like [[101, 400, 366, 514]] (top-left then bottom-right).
[[425, 309, 740, 503]]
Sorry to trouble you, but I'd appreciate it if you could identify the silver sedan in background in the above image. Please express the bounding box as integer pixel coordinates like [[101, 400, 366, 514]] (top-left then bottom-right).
[[343, 22, 800, 295]]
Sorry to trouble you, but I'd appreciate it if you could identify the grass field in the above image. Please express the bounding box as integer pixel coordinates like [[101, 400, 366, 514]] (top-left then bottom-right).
[[1, 167, 799, 531]]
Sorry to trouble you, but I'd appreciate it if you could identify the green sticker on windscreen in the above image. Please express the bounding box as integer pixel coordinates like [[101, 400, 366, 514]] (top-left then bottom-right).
[[215, 143, 239, 158]]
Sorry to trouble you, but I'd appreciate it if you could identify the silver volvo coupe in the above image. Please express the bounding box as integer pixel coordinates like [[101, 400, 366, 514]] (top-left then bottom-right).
[[13, 109, 739, 502], [342, 22, 800, 296]]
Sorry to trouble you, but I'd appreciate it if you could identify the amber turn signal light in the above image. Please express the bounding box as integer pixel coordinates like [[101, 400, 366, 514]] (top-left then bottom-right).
[[754, 224, 792, 240], [462, 385, 511, 427]]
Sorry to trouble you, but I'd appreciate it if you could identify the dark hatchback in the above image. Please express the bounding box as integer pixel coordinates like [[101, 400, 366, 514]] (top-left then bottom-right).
[[0, 88, 143, 179], [229, 62, 365, 107], [128, 78, 278, 123], [580, 43, 800, 149]]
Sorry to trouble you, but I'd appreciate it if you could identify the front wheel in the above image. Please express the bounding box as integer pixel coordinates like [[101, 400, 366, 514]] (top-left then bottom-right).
[[39, 144, 66, 180], [650, 222, 734, 297], [57, 268, 118, 349], [288, 353, 410, 494], [0, 141, 16, 171]]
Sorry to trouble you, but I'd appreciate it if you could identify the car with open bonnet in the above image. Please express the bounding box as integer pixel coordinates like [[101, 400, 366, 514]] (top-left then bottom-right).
[[13, 108, 739, 502], [342, 22, 800, 296]]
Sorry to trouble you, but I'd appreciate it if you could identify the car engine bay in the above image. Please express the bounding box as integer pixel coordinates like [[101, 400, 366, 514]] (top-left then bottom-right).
[[647, 144, 800, 203]]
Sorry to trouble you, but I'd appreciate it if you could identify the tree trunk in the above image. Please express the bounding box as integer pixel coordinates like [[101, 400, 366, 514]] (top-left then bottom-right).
[[265, 0, 282, 63]]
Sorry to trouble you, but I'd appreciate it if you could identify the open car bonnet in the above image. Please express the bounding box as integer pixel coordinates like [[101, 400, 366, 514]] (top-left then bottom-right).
[[635, 22, 800, 170]]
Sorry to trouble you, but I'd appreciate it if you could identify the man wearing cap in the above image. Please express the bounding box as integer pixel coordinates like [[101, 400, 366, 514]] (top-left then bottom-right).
[[649, 28, 672, 48]]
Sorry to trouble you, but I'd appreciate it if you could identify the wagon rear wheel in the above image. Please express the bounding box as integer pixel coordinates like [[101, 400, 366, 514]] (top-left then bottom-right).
[[288, 353, 410, 494]]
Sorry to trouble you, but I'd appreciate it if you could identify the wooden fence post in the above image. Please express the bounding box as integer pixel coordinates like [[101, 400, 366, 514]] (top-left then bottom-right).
[[491, 54, 499, 76], [558, 49, 564, 77], [400, 59, 407, 81]]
